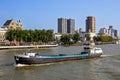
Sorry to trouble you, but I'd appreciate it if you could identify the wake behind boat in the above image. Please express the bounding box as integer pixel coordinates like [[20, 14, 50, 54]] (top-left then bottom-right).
[[14, 46, 103, 65]]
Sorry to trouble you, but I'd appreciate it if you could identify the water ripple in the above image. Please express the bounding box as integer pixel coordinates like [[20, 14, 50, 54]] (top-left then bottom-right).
[[0, 63, 14, 67]]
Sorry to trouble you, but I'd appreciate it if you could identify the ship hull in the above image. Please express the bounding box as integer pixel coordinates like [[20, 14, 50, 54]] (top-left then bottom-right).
[[14, 53, 102, 65]]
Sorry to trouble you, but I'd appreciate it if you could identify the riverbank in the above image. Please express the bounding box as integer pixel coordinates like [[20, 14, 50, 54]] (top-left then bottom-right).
[[0, 44, 58, 50]]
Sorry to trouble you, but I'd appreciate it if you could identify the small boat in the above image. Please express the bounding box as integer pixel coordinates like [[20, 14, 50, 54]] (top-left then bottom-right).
[[14, 46, 103, 65]]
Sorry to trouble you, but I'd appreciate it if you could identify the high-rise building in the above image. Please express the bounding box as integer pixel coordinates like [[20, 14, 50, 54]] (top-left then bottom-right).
[[108, 25, 118, 38], [58, 18, 67, 34], [67, 19, 75, 34], [58, 18, 75, 34], [114, 30, 118, 37], [86, 16, 96, 33]]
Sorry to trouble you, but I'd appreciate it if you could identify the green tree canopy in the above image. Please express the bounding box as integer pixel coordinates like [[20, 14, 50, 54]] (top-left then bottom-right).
[[93, 36, 113, 42], [5, 29, 54, 44], [85, 34, 90, 41], [72, 33, 80, 43], [60, 34, 71, 44]]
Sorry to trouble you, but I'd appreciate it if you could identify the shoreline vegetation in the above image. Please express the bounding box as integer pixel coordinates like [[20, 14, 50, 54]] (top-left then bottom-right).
[[59, 33, 118, 46], [0, 29, 118, 50], [5, 29, 54, 46]]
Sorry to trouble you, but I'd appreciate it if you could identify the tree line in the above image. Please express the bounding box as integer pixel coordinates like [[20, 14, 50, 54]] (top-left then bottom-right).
[[60, 33, 80, 45], [60, 33, 114, 45], [5, 29, 54, 45], [93, 36, 113, 42], [5, 29, 114, 45]]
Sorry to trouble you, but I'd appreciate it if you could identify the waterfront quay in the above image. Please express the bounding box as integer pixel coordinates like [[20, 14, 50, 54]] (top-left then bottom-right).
[[0, 44, 58, 49]]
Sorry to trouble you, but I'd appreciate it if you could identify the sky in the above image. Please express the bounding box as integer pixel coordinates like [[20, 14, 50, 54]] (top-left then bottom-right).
[[0, 0, 120, 34]]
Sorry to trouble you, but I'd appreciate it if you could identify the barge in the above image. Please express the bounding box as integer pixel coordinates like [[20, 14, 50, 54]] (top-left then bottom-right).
[[14, 46, 103, 65]]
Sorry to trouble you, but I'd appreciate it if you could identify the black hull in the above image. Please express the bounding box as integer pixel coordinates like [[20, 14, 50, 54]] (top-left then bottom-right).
[[14, 54, 102, 65]]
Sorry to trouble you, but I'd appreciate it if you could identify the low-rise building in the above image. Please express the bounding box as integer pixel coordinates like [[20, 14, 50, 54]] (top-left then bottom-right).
[[54, 33, 62, 41], [88, 32, 97, 41], [99, 26, 118, 38], [0, 19, 24, 43], [0, 28, 7, 42], [2, 19, 23, 30], [99, 28, 108, 36]]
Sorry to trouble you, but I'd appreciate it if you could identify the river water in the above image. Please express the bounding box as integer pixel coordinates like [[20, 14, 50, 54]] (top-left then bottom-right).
[[0, 44, 120, 80]]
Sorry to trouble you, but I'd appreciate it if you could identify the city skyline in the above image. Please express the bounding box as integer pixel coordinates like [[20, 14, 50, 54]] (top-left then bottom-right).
[[0, 0, 120, 34]]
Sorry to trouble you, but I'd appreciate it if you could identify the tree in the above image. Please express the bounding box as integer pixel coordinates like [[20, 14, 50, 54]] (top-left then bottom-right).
[[85, 34, 90, 41], [93, 36, 101, 42], [60, 34, 71, 44], [73, 33, 80, 43]]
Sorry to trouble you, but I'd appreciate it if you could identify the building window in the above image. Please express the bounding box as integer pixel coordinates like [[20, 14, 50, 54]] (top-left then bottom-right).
[[12, 22, 14, 25]]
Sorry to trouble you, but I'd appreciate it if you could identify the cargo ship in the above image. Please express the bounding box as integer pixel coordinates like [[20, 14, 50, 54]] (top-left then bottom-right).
[[14, 46, 103, 65]]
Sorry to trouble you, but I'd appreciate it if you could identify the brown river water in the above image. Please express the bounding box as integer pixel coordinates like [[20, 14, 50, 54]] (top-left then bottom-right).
[[0, 44, 120, 80]]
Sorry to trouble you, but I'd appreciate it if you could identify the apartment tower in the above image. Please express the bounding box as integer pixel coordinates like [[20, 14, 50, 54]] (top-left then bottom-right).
[[58, 18, 67, 34], [86, 16, 96, 33], [58, 18, 75, 34], [67, 19, 75, 34]]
